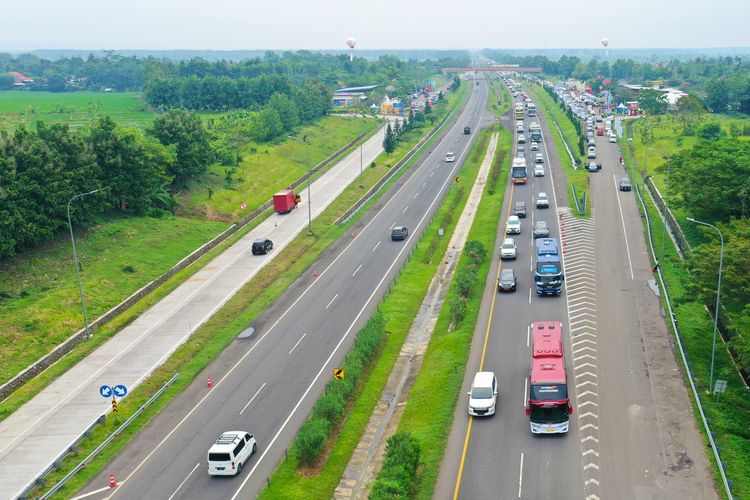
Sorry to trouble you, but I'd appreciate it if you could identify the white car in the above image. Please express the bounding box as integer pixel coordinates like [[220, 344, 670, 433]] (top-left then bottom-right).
[[468, 372, 498, 416], [534, 164, 545, 177], [608, 135, 617, 143], [535, 153, 544, 164], [536, 192, 550, 209], [500, 238, 517, 259], [506, 215, 521, 234], [207, 431, 257, 476], [518, 134, 526, 144], [530, 142, 540, 151], [445, 151, 455, 162]]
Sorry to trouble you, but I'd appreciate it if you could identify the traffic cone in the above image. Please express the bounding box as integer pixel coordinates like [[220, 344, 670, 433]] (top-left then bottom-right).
[[109, 474, 117, 488], [207, 377, 212, 388]]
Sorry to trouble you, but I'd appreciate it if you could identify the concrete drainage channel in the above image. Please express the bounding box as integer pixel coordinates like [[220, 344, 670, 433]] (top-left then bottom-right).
[[333, 133, 499, 500]]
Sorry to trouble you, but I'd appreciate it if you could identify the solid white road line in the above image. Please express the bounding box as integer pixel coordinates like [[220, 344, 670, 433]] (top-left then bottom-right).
[[372, 240, 381, 252], [612, 174, 635, 280], [240, 383, 267, 415], [518, 452, 525, 498], [288, 332, 308, 355], [72, 485, 115, 500], [325, 293, 339, 310], [108, 84, 484, 500], [230, 84, 486, 500], [352, 264, 363, 277], [167, 462, 200, 500]]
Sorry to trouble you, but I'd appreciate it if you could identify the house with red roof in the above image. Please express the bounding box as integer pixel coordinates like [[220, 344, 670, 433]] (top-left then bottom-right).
[[7, 71, 34, 87]]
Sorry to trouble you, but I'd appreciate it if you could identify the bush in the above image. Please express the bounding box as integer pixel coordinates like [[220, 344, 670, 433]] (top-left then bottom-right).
[[290, 310, 386, 466], [370, 432, 421, 499], [294, 417, 331, 466]]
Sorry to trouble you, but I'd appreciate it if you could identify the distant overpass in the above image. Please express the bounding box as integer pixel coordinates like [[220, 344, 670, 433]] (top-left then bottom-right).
[[443, 67, 543, 73]]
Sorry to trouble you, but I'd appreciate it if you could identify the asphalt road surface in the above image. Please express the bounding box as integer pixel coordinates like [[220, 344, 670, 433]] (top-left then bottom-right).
[[434, 77, 715, 500], [77, 78, 490, 500]]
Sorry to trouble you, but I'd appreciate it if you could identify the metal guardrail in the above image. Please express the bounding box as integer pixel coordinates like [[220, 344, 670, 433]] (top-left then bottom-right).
[[20, 372, 180, 500], [336, 107, 458, 226], [0, 127, 375, 404], [636, 185, 734, 500]]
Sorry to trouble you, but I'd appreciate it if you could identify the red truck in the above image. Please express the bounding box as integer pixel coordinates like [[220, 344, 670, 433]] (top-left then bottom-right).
[[273, 189, 300, 214]]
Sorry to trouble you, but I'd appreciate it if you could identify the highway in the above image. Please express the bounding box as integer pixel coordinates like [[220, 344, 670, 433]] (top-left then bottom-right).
[[434, 76, 716, 500], [76, 77, 490, 499]]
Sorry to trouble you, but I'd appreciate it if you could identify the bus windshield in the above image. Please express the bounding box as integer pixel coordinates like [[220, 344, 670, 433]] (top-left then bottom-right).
[[512, 166, 527, 178], [529, 403, 569, 423]]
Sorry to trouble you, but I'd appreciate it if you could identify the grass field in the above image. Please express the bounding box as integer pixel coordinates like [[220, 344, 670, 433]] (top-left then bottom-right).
[[0, 214, 228, 386], [180, 115, 381, 220], [26, 82, 470, 499], [0, 91, 155, 131]]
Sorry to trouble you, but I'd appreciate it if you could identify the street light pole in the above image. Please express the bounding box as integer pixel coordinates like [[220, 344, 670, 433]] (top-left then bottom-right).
[[67, 188, 103, 337], [687, 217, 724, 393]]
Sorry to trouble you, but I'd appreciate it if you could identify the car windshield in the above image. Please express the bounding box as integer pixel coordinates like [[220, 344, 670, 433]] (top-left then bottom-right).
[[536, 222, 547, 230], [502, 243, 514, 250], [500, 271, 514, 281], [471, 387, 493, 399]]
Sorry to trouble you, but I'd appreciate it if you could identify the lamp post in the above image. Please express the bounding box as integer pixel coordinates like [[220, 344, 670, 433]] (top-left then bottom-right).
[[287, 135, 313, 235], [67, 188, 104, 337], [687, 217, 724, 393]]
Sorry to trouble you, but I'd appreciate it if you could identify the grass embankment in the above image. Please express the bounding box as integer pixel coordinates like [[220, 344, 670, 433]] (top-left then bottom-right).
[[527, 84, 590, 217], [0, 91, 155, 131], [182, 115, 381, 220], [258, 126, 493, 500], [34, 83, 471, 499], [621, 121, 750, 499], [396, 127, 512, 499], [0, 116, 377, 390], [488, 77, 512, 116]]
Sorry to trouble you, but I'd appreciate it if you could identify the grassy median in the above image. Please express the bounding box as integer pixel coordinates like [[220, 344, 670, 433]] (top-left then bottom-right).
[[395, 126, 512, 499], [527, 84, 591, 217], [32, 84, 470, 499], [258, 120, 492, 500]]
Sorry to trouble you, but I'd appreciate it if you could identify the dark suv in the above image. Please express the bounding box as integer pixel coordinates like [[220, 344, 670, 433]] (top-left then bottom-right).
[[497, 268, 517, 292], [391, 226, 409, 241], [251, 238, 273, 255]]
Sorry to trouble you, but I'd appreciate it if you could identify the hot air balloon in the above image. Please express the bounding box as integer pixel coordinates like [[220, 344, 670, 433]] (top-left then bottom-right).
[[346, 37, 357, 61]]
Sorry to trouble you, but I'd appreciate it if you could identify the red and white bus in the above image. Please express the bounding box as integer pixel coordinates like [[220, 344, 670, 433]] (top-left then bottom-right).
[[526, 321, 572, 433]]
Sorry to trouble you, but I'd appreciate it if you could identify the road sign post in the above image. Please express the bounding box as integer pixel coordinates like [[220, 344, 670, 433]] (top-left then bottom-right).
[[334, 368, 345, 381]]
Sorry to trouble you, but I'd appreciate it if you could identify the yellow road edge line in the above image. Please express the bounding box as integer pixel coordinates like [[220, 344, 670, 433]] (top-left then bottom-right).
[[453, 179, 515, 500]]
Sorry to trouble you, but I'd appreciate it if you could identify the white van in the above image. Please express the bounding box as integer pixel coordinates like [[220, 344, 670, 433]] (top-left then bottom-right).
[[207, 431, 257, 476], [468, 371, 498, 416]]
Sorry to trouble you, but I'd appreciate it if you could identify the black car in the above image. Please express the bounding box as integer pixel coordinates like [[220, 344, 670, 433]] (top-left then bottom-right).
[[497, 268, 517, 292], [391, 226, 409, 241], [513, 201, 527, 218], [619, 177, 632, 191], [533, 220, 549, 239], [251, 238, 273, 255], [464, 126, 471, 135], [587, 162, 602, 172]]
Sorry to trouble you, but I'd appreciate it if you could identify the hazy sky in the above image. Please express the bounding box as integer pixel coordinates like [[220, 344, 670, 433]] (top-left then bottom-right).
[[2, 0, 749, 51]]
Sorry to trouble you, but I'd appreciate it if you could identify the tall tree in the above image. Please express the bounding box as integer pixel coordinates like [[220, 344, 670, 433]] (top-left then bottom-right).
[[704, 77, 729, 112], [150, 110, 212, 187]]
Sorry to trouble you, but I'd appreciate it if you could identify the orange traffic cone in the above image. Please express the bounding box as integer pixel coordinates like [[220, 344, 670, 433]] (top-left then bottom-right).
[[207, 377, 212, 388], [109, 473, 117, 488]]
